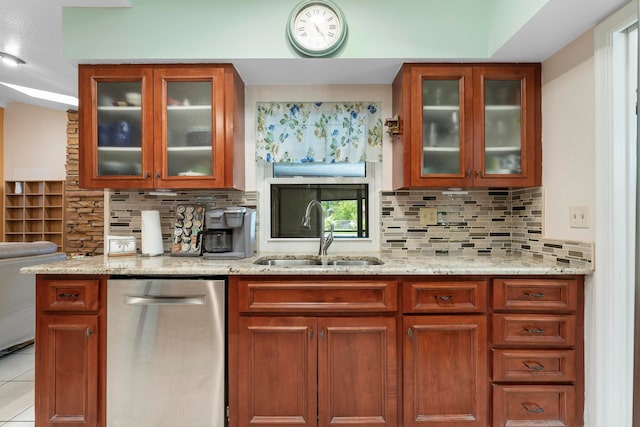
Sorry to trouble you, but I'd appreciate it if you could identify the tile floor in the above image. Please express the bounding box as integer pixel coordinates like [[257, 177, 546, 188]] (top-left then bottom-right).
[[0, 344, 34, 426]]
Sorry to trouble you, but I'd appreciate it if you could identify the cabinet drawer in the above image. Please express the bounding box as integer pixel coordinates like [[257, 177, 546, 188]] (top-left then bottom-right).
[[492, 278, 578, 312], [403, 280, 487, 313], [492, 349, 576, 382], [491, 314, 576, 347], [492, 385, 575, 427], [237, 278, 397, 313], [38, 278, 100, 312]]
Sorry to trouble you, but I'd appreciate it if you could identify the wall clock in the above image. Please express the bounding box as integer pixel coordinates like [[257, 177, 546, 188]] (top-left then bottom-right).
[[286, 0, 348, 57]]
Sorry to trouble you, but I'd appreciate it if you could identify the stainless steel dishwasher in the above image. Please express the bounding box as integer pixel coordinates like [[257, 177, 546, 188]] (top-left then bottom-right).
[[107, 278, 225, 427]]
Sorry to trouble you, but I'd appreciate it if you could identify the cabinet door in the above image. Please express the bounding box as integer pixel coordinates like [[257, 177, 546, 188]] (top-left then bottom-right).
[[318, 317, 397, 427], [403, 315, 487, 427], [153, 66, 227, 188], [79, 65, 155, 189], [409, 65, 474, 187], [35, 315, 99, 427], [238, 316, 317, 427], [473, 65, 540, 187]]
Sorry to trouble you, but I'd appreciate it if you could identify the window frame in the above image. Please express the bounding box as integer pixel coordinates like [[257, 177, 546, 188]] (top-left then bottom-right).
[[257, 161, 381, 254]]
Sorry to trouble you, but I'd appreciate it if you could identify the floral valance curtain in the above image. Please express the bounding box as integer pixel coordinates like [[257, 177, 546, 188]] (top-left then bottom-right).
[[256, 102, 383, 164]]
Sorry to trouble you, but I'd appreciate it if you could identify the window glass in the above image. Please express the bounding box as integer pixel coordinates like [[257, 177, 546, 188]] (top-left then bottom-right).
[[270, 184, 368, 239]]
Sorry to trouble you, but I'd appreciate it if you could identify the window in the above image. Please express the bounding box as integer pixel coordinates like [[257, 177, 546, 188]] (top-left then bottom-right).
[[255, 99, 383, 254], [271, 183, 368, 238], [257, 161, 380, 253]]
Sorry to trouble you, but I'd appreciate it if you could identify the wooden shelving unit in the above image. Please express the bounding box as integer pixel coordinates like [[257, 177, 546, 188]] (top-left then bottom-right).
[[4, 180, 65, 251]]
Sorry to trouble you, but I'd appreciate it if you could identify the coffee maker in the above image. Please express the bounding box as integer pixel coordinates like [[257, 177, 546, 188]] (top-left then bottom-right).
[[202, 206, 256, 259]]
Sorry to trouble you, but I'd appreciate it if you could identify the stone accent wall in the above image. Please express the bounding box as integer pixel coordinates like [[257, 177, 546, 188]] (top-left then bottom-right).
[[64, 110, 105, 255]]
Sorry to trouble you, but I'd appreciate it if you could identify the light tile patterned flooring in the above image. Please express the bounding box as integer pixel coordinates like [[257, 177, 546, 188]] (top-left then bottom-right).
[[0, 344, 34, 426]]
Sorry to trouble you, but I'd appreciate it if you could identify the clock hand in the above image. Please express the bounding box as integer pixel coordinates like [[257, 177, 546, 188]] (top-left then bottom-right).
[[314, 23, 327, 41]]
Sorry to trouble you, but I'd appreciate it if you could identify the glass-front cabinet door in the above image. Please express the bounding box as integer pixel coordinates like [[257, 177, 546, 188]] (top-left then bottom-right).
[[79, 65, 235, 189], [473, 65, 539, 187], [404, 64, 540, 188], [153, 67, 226, 188], [410, 67, 473, 187], [79, 66, 154, 188]]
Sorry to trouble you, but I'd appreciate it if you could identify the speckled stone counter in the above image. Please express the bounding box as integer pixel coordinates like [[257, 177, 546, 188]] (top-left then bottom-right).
[[21, 252, 593, 276]]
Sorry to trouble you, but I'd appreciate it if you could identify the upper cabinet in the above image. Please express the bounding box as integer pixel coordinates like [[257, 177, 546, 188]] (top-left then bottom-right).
[[391, 63, 541, 189], [78, 64, 245, 190]]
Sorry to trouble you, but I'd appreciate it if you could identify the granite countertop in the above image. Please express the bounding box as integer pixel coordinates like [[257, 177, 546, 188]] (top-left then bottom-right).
[[20, 252, 593, 276]]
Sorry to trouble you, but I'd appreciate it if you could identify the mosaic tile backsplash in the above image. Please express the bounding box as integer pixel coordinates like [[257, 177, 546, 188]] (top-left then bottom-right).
[[109, 186, 592, 268]]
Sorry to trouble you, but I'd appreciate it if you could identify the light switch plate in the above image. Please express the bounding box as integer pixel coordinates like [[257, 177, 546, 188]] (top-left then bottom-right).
[[570, 206, 590, 229], [419, 208, 438, 226]]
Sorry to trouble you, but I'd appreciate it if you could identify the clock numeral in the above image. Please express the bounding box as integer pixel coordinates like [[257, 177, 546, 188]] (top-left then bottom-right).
[[327, 16, 334, 22], [329, 24, 336, 30], [328, 32, 335, 38]]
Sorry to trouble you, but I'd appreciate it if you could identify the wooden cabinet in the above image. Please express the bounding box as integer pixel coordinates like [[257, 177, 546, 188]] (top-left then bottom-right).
[[391, 63, 541, 189], [78, 64, 244, 190], [490, 277, 583, 427], [4, 180, 65, 251], [230, 276, 398, 427], [402, 279, 488, 427], [35, 276, 106, 427]]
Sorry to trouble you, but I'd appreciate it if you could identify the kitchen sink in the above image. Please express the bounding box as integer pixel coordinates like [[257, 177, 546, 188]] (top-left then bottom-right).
[[253, 256, 384, 267]]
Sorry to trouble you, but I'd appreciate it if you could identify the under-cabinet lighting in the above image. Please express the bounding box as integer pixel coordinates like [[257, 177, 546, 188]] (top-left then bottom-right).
[[149, 190, 178, 197], [0, 51, 25, 67], [0, 82, 78, 106]]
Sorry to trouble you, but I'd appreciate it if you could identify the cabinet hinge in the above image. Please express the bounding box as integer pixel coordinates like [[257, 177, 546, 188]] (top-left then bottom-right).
[[226, 405, 230, 423]]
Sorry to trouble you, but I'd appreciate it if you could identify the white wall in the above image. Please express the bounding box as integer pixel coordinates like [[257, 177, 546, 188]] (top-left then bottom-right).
[[541, 30, 596, 242], [3, 102, 67, 181]]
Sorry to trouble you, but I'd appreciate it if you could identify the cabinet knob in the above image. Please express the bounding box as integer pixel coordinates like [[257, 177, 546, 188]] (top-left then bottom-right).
[[86, 328, 94, 338], [156, 171, 161, 179], [144, 171, 150, 179]]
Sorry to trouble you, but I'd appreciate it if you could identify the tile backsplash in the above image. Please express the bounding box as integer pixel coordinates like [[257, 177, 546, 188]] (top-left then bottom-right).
[[108, 186, 592, 268]]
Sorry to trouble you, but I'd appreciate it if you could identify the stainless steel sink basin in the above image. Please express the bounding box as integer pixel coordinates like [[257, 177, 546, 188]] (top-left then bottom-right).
[[253, 257, 322, 266], [253, 256, 383, 267]]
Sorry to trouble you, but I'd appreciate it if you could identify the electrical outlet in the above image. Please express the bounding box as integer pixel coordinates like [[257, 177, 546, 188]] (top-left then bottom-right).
[[570, 206, 590, 229], [419, 208, 438, 226]]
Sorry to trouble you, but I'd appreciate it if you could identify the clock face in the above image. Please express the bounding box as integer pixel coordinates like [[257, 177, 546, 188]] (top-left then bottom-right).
[[287, 0, 347, 57]]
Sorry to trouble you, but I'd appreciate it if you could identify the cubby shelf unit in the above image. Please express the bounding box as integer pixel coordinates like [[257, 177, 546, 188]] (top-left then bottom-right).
[[4, 180, 65, 252]]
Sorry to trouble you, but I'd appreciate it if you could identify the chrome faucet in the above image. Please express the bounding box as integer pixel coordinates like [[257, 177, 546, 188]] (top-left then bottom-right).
[[301, 200, 334, 255]]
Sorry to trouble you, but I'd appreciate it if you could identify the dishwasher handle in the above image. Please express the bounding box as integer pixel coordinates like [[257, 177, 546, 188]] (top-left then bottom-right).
[[125, 295, 206, 305]]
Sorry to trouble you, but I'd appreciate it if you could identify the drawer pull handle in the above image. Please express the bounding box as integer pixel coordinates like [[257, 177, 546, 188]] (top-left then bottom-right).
[[523, 361, 545, 371], [435, 295, 453, 302], [58, 292, 80, 299], [524, 292, 545, 298], [523, 327, 545, 334], [522, 402, 544, 414]]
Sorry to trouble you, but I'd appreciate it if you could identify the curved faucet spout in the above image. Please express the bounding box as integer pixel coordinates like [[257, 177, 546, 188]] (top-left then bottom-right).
[[301, 200, 334, 256]]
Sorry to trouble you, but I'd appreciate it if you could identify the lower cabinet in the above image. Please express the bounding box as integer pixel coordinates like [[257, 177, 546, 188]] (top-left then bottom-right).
[[403, 315, 488, 427], [238, 316, 397, 427], [230, 276, 398, 427], [35, 275, 105, 427]]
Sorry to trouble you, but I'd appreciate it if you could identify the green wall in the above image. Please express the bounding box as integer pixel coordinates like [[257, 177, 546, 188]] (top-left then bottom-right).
[[62, 0, 547, 60]]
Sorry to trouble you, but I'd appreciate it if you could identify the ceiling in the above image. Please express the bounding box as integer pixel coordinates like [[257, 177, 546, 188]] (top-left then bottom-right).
[[0, 0, 631, 111]]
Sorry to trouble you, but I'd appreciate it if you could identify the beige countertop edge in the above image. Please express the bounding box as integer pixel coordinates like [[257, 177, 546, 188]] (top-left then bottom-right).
[[20, 253, 593, 276]]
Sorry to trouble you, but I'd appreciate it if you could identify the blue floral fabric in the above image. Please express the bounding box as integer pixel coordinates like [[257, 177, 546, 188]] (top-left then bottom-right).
[[256, 102, 383, 163]]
